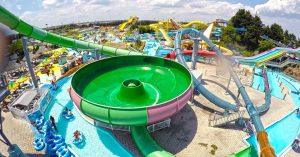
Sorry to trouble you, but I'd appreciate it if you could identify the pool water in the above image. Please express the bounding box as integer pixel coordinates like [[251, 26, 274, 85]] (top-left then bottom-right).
[[156, 47, 173, 57], [44, 77, 133, 157], [143, 40, 160, 56], [278, 73, 300, 107], [251, 68, 284, 99], [246, 110, 300, 155], [247, 70, 300, 155]]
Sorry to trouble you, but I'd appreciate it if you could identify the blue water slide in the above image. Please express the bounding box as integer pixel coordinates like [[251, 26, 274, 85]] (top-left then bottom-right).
[[174, 28, 265, 132]]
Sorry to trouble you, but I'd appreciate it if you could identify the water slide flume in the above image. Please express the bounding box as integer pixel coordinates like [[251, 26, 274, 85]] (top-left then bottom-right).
[[149, 23, 173, 44], [119, 16, 139, 31], [164, 49, 216, 59], [232, 47, 300, 66], [150, 20, 233, 56], [69, 56, 193, 157], [69, 56, 192, 126], [174, 28, 275, 157]]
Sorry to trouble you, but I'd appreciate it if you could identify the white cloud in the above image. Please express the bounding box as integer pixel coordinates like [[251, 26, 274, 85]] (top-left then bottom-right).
[[42, 0, 70, 9], [3, 0, 299, 37], [16, 4, 22, 10]]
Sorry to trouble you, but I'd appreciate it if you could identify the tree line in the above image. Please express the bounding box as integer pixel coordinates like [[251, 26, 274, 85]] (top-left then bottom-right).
[[222, 9, 300, 55]]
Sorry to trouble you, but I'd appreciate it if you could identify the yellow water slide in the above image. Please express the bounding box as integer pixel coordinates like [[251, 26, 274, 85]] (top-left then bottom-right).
[[149, 23, 173, 44], [181, 20, 207, 28], [119, 16, 139, 31], [201, 23, 233, 55]]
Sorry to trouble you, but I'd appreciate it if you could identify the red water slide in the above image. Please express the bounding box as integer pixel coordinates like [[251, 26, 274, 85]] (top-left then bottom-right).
[[164, 50, 216, 59]]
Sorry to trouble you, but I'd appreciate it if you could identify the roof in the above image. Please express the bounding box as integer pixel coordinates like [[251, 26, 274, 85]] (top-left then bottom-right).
[[12, 90, 37, 107], [11, 88, 48, 107]]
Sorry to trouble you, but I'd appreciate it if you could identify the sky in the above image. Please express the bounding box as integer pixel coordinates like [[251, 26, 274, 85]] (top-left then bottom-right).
[[1, 0, 300, 37]]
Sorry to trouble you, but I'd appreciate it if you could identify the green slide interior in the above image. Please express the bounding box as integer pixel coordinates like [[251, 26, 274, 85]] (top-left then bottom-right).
[[72, 56, 191, 108], [228, 146, 258, 157], [131, 126, 174, 157]]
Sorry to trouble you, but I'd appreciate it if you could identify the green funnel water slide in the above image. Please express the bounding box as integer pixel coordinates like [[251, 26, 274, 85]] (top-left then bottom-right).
[[228, 146, 258, 157], [0, 6, 173, 157]]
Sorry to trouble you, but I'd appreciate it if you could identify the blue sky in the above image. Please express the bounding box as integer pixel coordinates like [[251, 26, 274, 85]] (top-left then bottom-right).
[[226, 0, 268, 7], [1, 0, 300, 37]]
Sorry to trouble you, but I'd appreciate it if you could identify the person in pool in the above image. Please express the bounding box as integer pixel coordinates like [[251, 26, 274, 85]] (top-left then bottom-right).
[[50, 116, 58, 132], [64, 107, 72, 116], [73, 130, 81, 140]]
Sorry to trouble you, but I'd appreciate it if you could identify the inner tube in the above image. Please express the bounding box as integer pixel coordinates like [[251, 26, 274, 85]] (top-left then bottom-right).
[[62, 112, 74, 120], [33, 138, 43, 145], [53, 135, 64, 144], [48, 142, 65, 153], [36, 116, 44, 126], [33, 138, 45, 151], [73, 137, 82, 145], [56, 146, 70, 157]]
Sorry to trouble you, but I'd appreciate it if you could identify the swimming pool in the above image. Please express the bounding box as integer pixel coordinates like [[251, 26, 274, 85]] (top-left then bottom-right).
[[251, 68, 284, 99], [155, 47, 173, 57], [246, 110, 300, 155], [278, 73, 300, 107], [143, 40, 160, 56], [44, 76, 133, 157], [246, 70, 300, 156]]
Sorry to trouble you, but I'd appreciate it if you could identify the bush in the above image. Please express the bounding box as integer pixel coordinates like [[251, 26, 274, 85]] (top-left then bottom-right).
[[258, 40, 275, 53], [241, 51, 254, 57]]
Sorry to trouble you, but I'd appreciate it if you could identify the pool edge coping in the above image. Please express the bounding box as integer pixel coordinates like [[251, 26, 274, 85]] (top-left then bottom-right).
[[242, 107, 299, 157]]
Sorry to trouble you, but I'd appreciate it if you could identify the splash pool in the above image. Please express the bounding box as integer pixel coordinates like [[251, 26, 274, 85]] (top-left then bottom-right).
[[44, 77, 133, 157], [143, 40, 160, 56], [251, 68, 284, 99], [246, 110, 300, 155], [247, 70, 300, 156]]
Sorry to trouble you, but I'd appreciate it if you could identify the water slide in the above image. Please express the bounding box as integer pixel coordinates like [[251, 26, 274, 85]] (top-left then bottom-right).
[[149, 23, 173, 44], [201, 23, 233, 56], [0, 6, 178, 157], [266, 58, 299, 68], [232, 47, 300, 66], [119, 16, 139, 31], [257, 67, 271, 113], [131, 126, 174, 157], [203, 23, 214, 39], [174, 28, 275, 157], [164, 49, 216, 59]]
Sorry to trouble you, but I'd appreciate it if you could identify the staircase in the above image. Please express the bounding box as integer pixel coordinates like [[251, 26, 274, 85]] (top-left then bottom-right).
[[209, 109, 247, 127], [266, 59, 299, 68]]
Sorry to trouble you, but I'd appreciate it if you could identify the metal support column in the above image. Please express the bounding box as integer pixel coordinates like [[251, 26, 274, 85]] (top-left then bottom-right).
[[22, 37, 38, 88], [225, 74, 231, 95], [191, 38, 199, 70], [95, 49, 100, 60]]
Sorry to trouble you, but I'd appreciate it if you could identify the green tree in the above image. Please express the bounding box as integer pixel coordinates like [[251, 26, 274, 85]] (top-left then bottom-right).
[[268, 23, 284, 42], [242, 15, 263, 50], [258, 40, 275, 53], [231, 9, 253, 28], [222, 25, 236, 43], [195, 23, 208, 31], [137, 25, 154, 34], [283, 30, 297, 47]]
